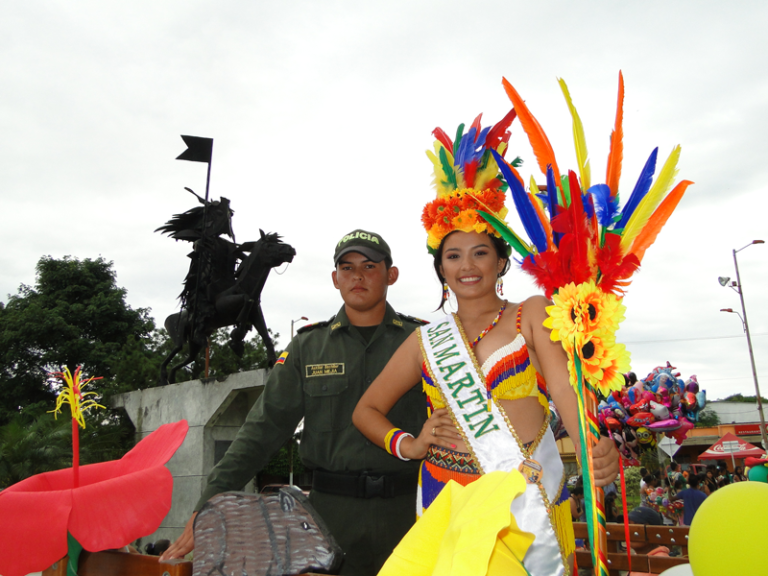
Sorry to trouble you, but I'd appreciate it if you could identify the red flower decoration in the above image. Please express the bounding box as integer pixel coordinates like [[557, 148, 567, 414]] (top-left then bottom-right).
[[0, 420, 188, 576]]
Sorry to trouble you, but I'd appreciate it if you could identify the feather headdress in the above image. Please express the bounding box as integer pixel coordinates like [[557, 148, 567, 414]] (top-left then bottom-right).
[[422, 110, 523, 253], [489, 73, 692, 576]]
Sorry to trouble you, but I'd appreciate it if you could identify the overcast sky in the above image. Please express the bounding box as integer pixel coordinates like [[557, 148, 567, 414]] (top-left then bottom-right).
[[2, 1, 766, 402]]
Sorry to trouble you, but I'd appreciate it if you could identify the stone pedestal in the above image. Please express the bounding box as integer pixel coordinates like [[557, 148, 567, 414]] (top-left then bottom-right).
[[112, 369, 267, 549]]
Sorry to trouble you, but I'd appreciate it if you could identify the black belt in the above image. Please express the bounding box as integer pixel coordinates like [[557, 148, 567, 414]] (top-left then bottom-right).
[[312, 469, 418, 499]]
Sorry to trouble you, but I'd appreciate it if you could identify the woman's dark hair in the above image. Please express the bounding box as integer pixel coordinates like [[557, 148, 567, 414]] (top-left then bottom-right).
[[432, 231, 512, 311], [570, 484, 584, 497], [689, 474, 701, 488]]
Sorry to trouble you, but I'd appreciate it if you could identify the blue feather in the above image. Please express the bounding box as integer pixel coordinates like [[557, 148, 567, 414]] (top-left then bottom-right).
[[455, 125, 492, 169], [616, 148, 658, 230], [492, 150, 547, 253], [475, 125, 491, 146], [582, 192, 595, 220], [588, 184, 616, 227], [546, 167, 562, 247], [454, 126, 475, 169]]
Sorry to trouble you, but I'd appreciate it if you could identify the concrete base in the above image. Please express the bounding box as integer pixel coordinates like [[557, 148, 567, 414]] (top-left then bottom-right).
[[112, 369, 267, 550]]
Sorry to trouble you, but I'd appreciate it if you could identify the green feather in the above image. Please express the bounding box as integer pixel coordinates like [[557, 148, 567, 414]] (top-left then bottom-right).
[[438, 146, 457, 190], [477, 210, 532, 258], [453, 123, 465, 158], [561, 174, 572, 206]]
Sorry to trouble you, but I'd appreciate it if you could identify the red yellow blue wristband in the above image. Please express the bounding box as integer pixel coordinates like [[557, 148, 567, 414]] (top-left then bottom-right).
[[383, 428, 412, 461]]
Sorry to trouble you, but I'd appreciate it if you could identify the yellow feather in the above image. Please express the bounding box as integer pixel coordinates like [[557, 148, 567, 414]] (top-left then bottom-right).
[[475, 152, 501, 191], [620, 145, 681, 252], [558, 78, 591, 190], [425, 142, 456, 197]]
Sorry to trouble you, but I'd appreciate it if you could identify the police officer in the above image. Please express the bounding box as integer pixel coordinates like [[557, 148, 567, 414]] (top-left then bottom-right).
[[162, 229, 427, 575]]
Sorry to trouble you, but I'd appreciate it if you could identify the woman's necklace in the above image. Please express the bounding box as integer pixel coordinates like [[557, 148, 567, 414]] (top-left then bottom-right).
[[465, 299, 507, 410], [470, 300, 508, 347]]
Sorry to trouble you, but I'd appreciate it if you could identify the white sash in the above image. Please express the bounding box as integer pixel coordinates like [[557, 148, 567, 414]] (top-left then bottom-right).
[[418, 314, 567, 576]]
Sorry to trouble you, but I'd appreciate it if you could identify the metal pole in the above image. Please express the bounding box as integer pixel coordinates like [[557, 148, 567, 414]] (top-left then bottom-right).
[[733, 244, 768, 451], [288, 316, 308, 486]]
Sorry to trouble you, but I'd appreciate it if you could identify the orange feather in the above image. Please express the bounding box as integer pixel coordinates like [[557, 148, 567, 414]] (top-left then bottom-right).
[[629, 180, 693, 262], [501, 77, 562, 191], [605, 71, 625, 197]]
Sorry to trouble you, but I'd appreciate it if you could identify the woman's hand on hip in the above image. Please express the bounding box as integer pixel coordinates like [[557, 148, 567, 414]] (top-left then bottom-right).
[[401, 409, 461, 459]]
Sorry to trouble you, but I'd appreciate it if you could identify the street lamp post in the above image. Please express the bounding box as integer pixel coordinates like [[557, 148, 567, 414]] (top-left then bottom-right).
[[288, 315, 308, 486], [291, 316, 309, 340], [719, 239, 767, 451]]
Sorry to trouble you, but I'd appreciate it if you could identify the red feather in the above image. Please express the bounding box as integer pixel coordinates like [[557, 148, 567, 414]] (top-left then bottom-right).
[[432, 127, 453, 152], [464, 159, 479, 188], [486, 108, 518, 151], [596, 233, 640, 295], [470, 113, 483, 134], [567, 171, 593, 279], [522, 251, 566, 298]]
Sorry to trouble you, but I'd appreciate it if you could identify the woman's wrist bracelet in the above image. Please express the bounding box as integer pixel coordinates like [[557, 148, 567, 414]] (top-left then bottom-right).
[[383, 428, 413, 461]]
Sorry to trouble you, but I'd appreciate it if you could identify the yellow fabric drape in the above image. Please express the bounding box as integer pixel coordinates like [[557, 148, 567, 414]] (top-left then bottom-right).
[[378, 470, 534, 576]]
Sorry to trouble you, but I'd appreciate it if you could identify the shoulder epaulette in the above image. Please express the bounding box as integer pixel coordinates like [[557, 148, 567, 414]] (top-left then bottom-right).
[[296, 316, 335, 335], [396, 312, 429, 326]]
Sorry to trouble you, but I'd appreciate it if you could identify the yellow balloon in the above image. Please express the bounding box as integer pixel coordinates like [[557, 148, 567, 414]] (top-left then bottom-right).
[[689, 482, 768, 576]]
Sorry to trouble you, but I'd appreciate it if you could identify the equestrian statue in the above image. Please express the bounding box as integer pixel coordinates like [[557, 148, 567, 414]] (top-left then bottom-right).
[[157, 189, 295, 384]]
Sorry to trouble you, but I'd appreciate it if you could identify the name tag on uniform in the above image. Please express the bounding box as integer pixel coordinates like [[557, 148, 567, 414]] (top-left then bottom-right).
[[305, 363, 345, 377]]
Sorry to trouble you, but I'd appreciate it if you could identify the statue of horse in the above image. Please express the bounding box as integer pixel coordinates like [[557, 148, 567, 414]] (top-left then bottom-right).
[[158, 194, 295, 384]]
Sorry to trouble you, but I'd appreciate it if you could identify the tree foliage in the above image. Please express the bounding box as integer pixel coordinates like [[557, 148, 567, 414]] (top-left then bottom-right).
[[720, 393, 768, 404], [0, 255, 278, 487], [696, 409, 721, 428], [0, 256, 155, 424]]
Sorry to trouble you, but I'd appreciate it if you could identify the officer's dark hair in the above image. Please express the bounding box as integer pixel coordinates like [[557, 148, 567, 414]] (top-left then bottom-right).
[[432, 231, 511, 311]]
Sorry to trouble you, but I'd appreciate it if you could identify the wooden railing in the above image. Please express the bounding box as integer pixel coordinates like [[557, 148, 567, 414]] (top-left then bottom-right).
[[42, 524, 691, 576], [43, 552, 192, 576], [573, 522, 690, 575]]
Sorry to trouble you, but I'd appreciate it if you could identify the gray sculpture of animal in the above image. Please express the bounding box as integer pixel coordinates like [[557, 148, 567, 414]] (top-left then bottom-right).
[[193, 487, 343, 576]]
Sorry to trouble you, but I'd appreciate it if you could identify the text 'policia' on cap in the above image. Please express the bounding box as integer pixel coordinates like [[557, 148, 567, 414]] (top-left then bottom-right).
[[333, 229, 392, 265]]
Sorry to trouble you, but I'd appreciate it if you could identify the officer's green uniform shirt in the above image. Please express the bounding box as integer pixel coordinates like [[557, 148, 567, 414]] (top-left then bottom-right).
[[196, 302, 426, 509]]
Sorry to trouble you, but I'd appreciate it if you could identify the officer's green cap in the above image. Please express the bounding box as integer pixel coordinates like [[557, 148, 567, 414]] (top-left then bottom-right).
[[334, 229, 392, 265]]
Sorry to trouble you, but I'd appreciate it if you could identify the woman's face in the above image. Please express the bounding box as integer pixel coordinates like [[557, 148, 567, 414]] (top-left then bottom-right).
[[440, 231, 506, 300]]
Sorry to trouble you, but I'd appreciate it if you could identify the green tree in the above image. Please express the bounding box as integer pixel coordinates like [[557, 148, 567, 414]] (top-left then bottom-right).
[[696, 409, 721, 428], [0, 413, 71, 488], [0, 256, 155, 424], [720, 393, 768, 404]]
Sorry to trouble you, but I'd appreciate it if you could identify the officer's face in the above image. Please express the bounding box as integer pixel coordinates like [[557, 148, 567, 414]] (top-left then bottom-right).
[[332, 251, 397, 312]]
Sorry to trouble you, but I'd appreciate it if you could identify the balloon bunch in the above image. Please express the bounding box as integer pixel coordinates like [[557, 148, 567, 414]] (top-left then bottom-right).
[[598, 362, 707, 465], [644, 485, 684, 523]]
